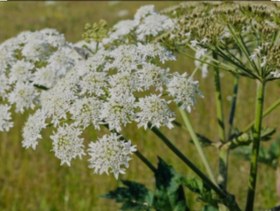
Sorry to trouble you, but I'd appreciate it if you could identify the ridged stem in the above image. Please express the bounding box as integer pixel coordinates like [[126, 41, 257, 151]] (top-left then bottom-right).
[[245, 81, 265, 211]]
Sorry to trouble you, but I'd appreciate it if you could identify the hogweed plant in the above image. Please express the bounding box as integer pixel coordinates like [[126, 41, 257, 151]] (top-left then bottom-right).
[[1, 2, 280, 211]]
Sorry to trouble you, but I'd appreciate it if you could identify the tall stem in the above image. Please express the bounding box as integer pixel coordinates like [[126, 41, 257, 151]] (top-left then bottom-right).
[[245, 81, 265, 211], [179, 109, 216, 184], [213, 52, 228, 190]]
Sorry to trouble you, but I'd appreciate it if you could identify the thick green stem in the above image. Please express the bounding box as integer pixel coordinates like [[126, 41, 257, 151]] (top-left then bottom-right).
[[245, 81, 265, 211], [213, 53, 228, 191], [150, 126, 241, 211], [179, 109, 217, 185]]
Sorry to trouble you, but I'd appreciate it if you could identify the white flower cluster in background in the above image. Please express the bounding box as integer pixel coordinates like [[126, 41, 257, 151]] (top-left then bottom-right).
[[103, 4, 175, 44], [188, 39, 211, 78], [0, 29, 86, 131]]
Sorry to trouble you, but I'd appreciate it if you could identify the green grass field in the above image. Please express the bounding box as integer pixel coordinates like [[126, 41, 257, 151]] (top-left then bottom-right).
[[1, 1, 280, 210]]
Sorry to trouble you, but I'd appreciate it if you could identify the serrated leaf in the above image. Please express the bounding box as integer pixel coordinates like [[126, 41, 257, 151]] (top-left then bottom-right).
[[153, 157, 189, 211], [103, 180, 153, 211], [182, 177, 219, 207]]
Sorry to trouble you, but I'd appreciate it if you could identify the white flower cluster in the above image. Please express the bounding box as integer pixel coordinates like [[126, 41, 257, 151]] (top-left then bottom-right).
[[50, 124, 85, 166], [22, 109, 46, 150], [190, 39, 210, 78], [167, 73, 203, 112], [20, 40, 201, 177], [0, 29, 85, 131], [104, 5, 175, 43], [88, 133, 137, 179], [0, 105, 13, 132], [270, 70, 280, 78], [136, 95, 174, 129], [0, 5, 203, 179]]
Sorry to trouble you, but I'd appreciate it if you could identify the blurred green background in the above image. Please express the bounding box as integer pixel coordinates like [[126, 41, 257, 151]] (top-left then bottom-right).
[[0, 1, 280, 210]]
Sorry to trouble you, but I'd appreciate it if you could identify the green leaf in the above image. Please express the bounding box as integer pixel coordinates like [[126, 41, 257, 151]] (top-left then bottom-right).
[[103, 158, 190, 211], [153, 157, 189, 211], [104, 158, 189, 211], [103, 180, 153, 211], [182, 177, 219, 208], [202, 205, 219, 211]]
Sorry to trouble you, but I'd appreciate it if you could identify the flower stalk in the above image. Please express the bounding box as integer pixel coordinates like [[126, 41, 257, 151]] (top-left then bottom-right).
[[179, 109, 216, 185], [227, 76, 239, 139], [213, 52, 228, 191]]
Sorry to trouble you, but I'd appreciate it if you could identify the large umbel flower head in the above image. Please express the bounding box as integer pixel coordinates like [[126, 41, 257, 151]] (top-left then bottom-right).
[[0, 4, 204, 178]]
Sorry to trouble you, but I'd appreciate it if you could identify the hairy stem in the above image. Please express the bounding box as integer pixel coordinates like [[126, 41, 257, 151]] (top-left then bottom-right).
[[179, 109, 217, 185], [245, 81, 265, 211]]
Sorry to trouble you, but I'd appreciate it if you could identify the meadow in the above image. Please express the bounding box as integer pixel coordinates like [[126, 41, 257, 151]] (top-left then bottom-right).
[[0, 1, 280, 211]]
